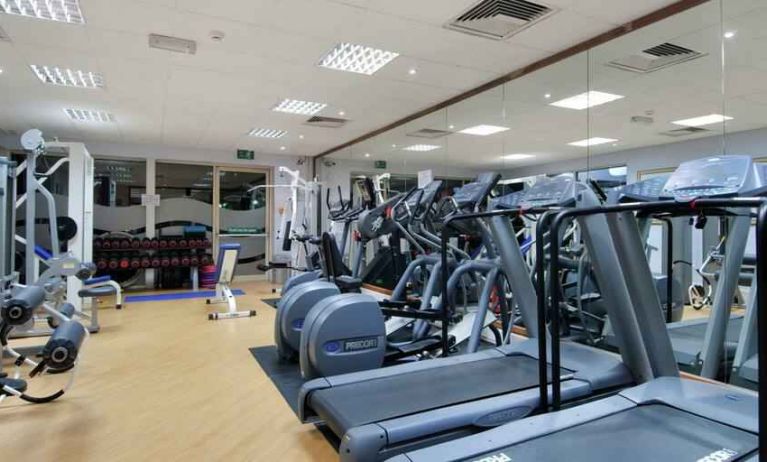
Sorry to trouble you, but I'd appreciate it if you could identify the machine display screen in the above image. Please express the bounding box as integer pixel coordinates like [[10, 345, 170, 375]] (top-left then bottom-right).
[[521, 176, 573, 207], [662, 156, 751, 198]]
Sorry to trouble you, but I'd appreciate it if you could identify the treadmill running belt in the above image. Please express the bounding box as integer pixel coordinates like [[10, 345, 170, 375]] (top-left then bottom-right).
[[310, 355, 564, 434], [464, 404, 758, 462], [670, 317, 743, 344]]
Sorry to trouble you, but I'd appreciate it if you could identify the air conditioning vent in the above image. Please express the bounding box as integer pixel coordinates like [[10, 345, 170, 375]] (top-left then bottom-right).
[[407, 128, 453, 139], [303, 116, 348, 128], [148, 34, 197, 55], [660, 127, 709, 137], [446, 0, 557, 40], [607, 42, 705, 74]]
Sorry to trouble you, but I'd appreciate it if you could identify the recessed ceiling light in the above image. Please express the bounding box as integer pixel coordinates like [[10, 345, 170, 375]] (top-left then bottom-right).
[[364, 153, 370, 157], [280, 146, 286, 151], [248, 128, 287, 139], [568, 137, 618, 147], [550, 91, 624, 110], [338, 110, 345, 116], [31, 65, 104, 88], [448, 124, 455, 129], [458, 124, 510, 136], [408, 68, 417, 75], [318, 42, 399, 75], [272, 98, 327, 115], [672, 114, 733, 127], [544, 93, 551, 99], [298, 134, 304, 139], [64, 108, 115, 123], [724, 31, 736, 39], [0, 0, 85, 24], [391, 144, 397, 148], [403, 144, 440, 152], [503, 154, 535, 160]]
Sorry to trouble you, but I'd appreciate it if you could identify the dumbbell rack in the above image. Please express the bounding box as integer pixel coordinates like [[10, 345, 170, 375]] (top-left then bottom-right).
[[93, 237, 213, 289]]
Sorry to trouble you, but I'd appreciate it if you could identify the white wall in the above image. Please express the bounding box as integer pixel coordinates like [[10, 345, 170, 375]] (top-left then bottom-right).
[[503, 128, 767, 181]]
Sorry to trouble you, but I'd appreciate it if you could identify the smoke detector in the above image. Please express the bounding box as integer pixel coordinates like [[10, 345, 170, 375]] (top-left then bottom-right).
[[209, 30, 225, 42]]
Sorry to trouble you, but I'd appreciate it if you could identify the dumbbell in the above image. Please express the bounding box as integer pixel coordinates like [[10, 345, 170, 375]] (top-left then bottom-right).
[[170, 253, 180, 267], [150, 256, 161, 268], [141, 238, 152, 249], [96, 257, 108, 270], [189, 255, 200, 266], [168, 239, 178, 249], [120, 239, 131, 250], [140, 256, 151, 268], [94, 238, 103, 250], [188, 238, 199, 249], [131, 239, 141, 250], [202, 239, 211, 248], [158, 239, 168, 249], [108, 257, 120, 270], [119, 256, 131, 269], [200, 255, 211, 266], [178, 238, 188, 248], [160, 255, 171, 267], [101, 239, 112, 250], [150, 238, 160, 249], [180, 254, 191, 266], [130, 257, 141, 269]]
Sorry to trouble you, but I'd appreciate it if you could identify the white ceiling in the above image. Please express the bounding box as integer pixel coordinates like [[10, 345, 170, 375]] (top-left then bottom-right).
[[0, 0, 679, 158], [328, 0, 767, 172]]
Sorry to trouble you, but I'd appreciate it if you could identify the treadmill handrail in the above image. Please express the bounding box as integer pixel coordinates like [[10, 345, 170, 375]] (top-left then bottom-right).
[[757, 202, 766, 460], [546, 198, 766, 417]]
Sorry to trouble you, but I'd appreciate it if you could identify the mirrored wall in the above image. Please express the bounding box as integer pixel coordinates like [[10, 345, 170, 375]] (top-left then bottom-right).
[[318, 0, 765, 387]]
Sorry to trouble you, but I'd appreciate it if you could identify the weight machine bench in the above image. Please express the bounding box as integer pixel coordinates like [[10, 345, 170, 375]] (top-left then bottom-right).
[[206, 243, 256, 321]]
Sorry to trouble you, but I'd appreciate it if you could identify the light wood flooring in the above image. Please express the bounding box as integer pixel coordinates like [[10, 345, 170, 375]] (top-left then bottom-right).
[[0, 281, 337, 462]]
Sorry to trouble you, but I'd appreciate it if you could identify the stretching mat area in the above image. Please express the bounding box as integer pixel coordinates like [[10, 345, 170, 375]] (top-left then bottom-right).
[[125, 289, 245, 303]]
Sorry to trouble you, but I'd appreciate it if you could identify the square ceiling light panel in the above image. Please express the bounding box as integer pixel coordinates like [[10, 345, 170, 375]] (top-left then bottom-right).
[[568, 137, 617, 147], [672, 114, 733, 127], [459, 125, 510, 136], [31, 65, 104, 88], [248, 128, 287, 139], [403, 144, 441, 152], [0, 0, 85, 24], [319, 43, 399, 75], [64, 108, 115, 123], [273, 99, 327, 116], [550, 91, 624, 110], [503, 153, 535, 160]]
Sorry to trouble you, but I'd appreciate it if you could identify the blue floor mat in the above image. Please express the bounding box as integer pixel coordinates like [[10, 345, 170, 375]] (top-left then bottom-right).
[[125, 289, 245, 303]]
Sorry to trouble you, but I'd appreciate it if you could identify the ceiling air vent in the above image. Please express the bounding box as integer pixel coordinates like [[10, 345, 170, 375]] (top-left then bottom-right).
[[303, 116, 348, 128], [607, 42, 705, 74], [660, 126, 709, 138], [407, 128, 453, 139], [446, 0, 557, 40], [148, 34, 197, 55]]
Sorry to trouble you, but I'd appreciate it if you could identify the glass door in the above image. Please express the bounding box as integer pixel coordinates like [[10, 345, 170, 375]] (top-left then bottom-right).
[[214, 167, 270, 277]]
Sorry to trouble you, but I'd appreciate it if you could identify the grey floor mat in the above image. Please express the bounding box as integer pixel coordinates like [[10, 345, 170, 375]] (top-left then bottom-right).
[[261, 298, 280, 309]]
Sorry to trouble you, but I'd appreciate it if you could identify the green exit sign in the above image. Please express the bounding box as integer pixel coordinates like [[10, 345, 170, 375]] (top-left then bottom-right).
[[236, 149, 255, 160], [374, 160, 387, 169]]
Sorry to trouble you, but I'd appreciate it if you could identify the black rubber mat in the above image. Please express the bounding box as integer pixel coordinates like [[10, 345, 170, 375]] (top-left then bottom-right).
[[310, 355, 563, 433], [249, 346, 304, 415], [260, 298, 280, 309], [670, 317, 743, 343], [465, 404, 758, 462]]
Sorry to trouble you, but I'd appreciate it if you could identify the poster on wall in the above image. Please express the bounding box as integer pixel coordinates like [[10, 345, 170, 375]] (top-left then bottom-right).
[[418, 170, 433, 188]]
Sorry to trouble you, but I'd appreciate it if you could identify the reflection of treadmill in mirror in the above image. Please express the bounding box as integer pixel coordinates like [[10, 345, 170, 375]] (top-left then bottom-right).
[[207, 243, 257, 320], [297, 176, 636, 462], [660, 156, 765, 378], [391, 156, 760, 462]]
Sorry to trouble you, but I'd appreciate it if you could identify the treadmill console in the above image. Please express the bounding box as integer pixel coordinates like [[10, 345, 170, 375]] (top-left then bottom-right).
[[661, 156, 756, 199], [520, 175, 577, 208], [452, 172, 502, 209], [413, 180, 444, 218], [490, 190, 525, 210], [607, 175, 668, 204]]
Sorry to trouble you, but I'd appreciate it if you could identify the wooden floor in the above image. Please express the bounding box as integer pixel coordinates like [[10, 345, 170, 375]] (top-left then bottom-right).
[[0, 281, 337, 462]]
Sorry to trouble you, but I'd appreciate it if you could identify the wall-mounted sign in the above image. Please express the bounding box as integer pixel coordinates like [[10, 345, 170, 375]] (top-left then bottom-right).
[[236, 149, 255, 160], [374, 160, 387, 169]]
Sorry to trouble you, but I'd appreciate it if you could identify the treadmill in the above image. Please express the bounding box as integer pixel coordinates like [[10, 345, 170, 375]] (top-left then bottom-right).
[[389, 156, 762, 462], [297, 176, 635, 462]]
